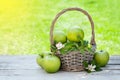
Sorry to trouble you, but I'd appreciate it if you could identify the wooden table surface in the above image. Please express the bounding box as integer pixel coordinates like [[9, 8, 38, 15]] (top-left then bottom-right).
[[0, 55, 120, 80]]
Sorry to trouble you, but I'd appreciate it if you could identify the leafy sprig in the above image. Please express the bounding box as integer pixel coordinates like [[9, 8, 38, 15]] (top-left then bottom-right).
[[51, 40, 93, 55], [83, 60, 102, 73]]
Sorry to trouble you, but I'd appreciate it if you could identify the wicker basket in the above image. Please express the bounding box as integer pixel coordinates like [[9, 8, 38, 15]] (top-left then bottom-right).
[[50, 7, 96, 72]]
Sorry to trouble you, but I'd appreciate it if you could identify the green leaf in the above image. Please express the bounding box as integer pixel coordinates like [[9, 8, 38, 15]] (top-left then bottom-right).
[[77, 42, 81, 46], [95, 65, 102, 71], [95, 67, 102, 71], [83, 61, 88, 67], [83, 40, 88, 47], [79, 47, 85, 54], [73, 42, 79, 49], [51, 45, 56, 49], [87, 70, 92, 73], [90, 60, 96, 65], [60, 48, 68, 54], [51, 45, 57, 53], [77, 35, 82, 41]]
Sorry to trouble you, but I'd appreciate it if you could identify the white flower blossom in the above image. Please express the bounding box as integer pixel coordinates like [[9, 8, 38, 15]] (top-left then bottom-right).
[[86, 64, 96, 72], [56, 42, 64, 50]]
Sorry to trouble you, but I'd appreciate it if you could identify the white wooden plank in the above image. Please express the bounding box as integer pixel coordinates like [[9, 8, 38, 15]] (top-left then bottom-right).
[[0, 60, 39, 70], [91, 70, 120, 75], [0, 68, 43, 76], [110, 55, 120, 60], [0, 62, 119, 70], [0, 67, 120, 76], [102, 65, 120, 70], [0, 71, 120, 80], [108, 59, 120, 64], [0, 75, 118, 80], [0, 55, 36, 62], [0, 61, 119, 70]]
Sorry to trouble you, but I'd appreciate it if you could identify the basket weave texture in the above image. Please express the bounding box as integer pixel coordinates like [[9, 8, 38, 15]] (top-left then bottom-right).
[[50, 8, 96, 72]]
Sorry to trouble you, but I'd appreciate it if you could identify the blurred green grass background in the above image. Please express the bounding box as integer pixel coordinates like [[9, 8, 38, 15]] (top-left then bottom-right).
[[0, 0, 120, 55]]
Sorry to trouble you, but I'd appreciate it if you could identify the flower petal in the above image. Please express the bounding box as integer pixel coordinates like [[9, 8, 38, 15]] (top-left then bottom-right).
[[56, 42, 64, 50]]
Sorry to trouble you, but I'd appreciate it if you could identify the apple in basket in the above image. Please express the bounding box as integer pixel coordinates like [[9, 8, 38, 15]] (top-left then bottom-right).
[[53, 30, 67, 43], [67, 26, 84, 42], [36, 52, 61, 73], [94, 50, 109, 67]]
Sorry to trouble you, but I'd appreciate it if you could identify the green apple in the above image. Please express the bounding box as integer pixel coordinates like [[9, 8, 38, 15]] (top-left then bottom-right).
[[67, 27, 84, 42], [94, 50, 109, 67], [36, 51, 52, 68], [36, 54, 44, 68], [42, 54, 61, 73], [53, 31, 67, 43]]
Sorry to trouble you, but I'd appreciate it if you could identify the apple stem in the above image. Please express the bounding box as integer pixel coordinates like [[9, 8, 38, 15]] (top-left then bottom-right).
[[39, 54, 44, 58], [51, 53, 55, 56], [41, 55, 44, 58], [38, 54, 41, 56], [100, 50, 103, 52]]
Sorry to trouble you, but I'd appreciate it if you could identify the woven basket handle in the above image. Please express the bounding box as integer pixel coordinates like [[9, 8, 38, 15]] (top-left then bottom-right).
[[50, 7, 96, 51]]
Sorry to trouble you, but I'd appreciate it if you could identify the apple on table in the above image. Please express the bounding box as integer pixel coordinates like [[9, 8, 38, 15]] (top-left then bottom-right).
[[36, 52, 61, 73], [94, 50, 109, 67]]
